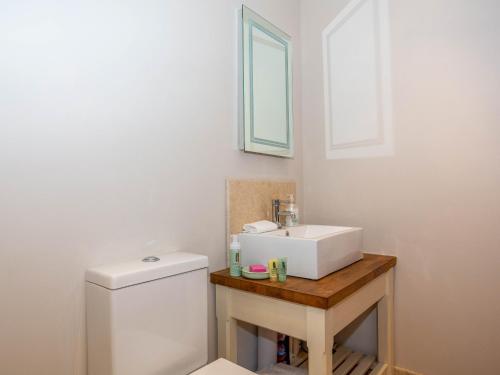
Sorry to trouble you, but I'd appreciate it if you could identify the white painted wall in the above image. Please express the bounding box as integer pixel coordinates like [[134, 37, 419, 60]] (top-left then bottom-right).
[[0, 1, 302, 374], [4, 1, 499, 374], [300, 0, 500, 374]]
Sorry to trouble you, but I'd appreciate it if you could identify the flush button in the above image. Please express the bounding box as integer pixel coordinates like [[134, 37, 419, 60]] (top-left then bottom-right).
[[142, 256, 160, 262]]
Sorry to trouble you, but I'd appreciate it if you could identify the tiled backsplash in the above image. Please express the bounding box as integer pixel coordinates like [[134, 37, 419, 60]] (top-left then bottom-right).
[[226, 179, 296, 265]]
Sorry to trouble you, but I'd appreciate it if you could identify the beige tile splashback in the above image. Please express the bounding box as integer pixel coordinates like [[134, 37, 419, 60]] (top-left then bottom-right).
[[226, 179, 296, 264]]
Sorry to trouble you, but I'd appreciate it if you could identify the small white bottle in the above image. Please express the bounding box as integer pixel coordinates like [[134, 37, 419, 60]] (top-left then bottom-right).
[[229, 235, 242, 277], [286, 194, 299, 227]]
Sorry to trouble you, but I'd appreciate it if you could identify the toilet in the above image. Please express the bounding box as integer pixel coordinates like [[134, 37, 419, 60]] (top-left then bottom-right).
[[86, 252, 254, 375]]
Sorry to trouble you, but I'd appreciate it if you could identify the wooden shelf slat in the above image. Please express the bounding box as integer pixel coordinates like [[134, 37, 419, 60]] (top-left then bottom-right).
[[333, 352, 364, 375], [332, 346, 352, 370], [350, 355, 376, 375]]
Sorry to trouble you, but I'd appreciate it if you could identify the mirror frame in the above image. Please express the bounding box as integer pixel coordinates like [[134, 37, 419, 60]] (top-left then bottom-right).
[[240, 6, 294, 158]]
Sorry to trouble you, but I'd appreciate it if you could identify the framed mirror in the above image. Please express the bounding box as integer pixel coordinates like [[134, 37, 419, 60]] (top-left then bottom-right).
[[240, 6, 294, 158]]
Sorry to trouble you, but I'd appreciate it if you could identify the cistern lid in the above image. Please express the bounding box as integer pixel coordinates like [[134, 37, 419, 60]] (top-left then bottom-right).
[[86, 251, 208, 290]]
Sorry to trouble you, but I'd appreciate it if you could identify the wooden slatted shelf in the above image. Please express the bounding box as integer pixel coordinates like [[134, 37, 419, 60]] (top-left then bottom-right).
[[295, 345, 385, 375]]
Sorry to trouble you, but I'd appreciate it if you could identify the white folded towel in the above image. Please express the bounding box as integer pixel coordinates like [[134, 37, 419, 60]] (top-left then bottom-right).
[[242, 220, 278, 234]]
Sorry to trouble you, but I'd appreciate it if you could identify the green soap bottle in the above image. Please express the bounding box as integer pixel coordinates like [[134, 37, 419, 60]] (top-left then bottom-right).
[[278, 257, 287, 282], [229, 234, 242, 277]]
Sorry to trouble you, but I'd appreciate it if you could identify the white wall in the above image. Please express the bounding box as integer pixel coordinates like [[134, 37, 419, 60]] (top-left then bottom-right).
[[4, 1, 499, 374], [0, 1, 302, 374], [300, 0, 500, 374]]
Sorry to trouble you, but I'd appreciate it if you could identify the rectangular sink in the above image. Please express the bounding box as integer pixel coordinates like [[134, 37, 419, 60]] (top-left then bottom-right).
[[239, 225, 363, 280]]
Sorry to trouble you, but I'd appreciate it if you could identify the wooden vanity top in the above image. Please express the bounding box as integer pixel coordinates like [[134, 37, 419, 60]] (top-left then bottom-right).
[[210, 253, 396, 309]]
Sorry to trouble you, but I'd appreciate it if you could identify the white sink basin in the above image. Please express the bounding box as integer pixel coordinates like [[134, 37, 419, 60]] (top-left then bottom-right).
[[239, 225, 363, 280]]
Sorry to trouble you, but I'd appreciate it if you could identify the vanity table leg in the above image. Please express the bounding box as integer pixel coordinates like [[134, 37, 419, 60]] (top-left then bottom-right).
[[306, 306, 334, 375], [216, 286, 238, 363], [377, 269, 394, 375]]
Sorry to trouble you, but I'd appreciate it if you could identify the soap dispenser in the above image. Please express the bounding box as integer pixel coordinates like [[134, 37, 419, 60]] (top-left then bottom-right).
[[229, 234, 242, 277], [286, 194, 299, 227]]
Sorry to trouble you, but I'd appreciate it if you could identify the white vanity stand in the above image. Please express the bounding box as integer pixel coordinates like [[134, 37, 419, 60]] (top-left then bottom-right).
[[211, 254, 396, 375]]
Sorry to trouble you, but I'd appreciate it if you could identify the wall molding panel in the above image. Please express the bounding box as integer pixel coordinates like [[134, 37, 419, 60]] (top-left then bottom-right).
[[322, 0, 393, 159]]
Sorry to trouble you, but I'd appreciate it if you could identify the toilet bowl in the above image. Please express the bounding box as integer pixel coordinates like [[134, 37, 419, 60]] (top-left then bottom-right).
[[86, 252, 256, 375]]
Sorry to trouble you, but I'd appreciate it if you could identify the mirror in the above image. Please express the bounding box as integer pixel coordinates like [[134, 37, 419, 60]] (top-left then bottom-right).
[[240, 6, 294, 158]]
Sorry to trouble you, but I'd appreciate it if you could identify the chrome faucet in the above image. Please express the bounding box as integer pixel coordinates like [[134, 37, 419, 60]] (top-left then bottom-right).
[[272, 199, 296, 228], [272, 199, 281, 227]]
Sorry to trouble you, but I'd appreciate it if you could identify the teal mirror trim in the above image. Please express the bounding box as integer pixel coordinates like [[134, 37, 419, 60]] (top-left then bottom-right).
[[248, 20, 291, 149]]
